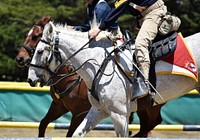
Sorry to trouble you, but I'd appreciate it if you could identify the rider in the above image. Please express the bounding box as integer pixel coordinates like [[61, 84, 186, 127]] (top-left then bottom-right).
[[89, 0, 168, 101], [68, 0, 122, 38]]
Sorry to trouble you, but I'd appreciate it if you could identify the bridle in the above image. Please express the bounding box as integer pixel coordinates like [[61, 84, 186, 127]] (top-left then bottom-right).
[[29, 28, 116, 88], [20, 25, 43, 57], [30, 32, 63, 78], [29, 31, 80, 88], [29, 31, 84, 98], [21, 44, 35, 57]]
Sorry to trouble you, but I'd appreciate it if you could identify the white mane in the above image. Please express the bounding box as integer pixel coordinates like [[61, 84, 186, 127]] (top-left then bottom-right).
[[49, 21, 88, 39], [48, 18, 108, 41]]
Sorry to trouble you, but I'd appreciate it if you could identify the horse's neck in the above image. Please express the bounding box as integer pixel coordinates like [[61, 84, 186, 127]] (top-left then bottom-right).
[[57, 31, 112, 88]]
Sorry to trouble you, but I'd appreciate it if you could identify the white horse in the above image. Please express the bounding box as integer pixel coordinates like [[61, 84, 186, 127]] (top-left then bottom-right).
[[28, 21, 200, 137]]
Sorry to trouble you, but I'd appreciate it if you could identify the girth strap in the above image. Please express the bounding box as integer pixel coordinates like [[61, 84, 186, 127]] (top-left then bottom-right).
[[53, 76, 82, 99]]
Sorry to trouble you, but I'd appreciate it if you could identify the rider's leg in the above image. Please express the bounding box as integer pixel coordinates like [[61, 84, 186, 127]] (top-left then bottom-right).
[[134, 5, 167, 98]]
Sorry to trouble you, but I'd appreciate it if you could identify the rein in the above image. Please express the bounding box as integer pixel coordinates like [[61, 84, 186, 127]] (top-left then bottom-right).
[[29, 63, 55, 75], [62, 38, 94, 64]]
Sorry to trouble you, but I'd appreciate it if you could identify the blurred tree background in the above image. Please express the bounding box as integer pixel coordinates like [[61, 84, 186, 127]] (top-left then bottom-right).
[[0, 0, 200, 81]]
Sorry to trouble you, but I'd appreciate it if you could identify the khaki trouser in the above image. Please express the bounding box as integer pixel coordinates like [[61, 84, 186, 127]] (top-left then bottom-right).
[[135, 0, 167, 79]]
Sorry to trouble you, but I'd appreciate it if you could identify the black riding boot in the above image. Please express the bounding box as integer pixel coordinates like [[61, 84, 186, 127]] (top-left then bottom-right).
[[131, 77, 154, 111], [131, 77, 149, 100]]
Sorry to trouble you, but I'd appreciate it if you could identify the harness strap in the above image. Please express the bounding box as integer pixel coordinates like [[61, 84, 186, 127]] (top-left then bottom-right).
[[63, 38, 93, 64], [91, 49, 115, 101], [22, 44, 35, 56], [52, 76, 82, 99], [115, 60, 133, 84], [54, 32, 62, 64], [29, 63, 55, 75], [40, 38, 53, 46]]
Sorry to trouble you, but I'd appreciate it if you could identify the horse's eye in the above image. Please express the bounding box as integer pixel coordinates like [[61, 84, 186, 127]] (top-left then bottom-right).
[[38, 50, 43, 54], [32, 35, 38, 41], [45, 46, 51, 51]]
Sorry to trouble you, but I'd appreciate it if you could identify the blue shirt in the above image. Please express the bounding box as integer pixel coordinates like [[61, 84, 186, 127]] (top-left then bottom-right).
[[74, 0, 118, 32], [99, 0, 157, 30]]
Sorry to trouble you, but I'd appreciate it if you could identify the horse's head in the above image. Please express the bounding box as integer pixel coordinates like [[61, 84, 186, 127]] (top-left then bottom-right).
[[27, 21, 66, 87], [16, 16, 52, 67]]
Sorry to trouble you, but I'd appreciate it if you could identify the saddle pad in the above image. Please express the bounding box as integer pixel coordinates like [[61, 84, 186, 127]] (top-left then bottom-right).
[[157, 33, 198, 82]]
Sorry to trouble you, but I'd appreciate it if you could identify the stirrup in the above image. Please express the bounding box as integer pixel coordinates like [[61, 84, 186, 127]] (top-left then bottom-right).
[[131, 77, 149, 101]]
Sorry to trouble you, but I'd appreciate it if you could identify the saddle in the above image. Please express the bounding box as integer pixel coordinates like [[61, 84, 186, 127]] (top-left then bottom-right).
[[114, 30, 178, 110]]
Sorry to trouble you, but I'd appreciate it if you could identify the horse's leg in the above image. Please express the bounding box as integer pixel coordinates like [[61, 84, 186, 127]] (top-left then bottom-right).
[[72, 107, 109, 137], [128, 112, 134, 136], [38, 101, 68, 137], [133, 103, 164, 137], [110, 111, 129, 137], [66, 112, 88, 137]]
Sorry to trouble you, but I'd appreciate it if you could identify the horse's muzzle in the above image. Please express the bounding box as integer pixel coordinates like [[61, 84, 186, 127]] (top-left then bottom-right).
[[27, 78, 37, 87]]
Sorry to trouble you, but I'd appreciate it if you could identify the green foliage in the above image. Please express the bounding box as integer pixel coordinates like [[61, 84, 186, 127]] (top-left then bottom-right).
[[0, 0, 200, 81], [164, 0, 200, 36], [0, 52, 27, 81]]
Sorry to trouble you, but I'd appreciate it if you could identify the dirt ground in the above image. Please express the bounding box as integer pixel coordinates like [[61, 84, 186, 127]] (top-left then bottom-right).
[[1, 128, 200, 138]]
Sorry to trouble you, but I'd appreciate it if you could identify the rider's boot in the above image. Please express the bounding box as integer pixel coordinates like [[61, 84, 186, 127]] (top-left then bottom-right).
[[131, 61, 150, 100], [131, 77, 149, 100], [131, 62, 154, 110]]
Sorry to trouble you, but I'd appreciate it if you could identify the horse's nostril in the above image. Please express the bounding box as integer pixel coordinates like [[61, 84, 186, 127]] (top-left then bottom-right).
[[27, 78, 32, 84], [16, 57, 24, 64], [27, 78, 37, 87]]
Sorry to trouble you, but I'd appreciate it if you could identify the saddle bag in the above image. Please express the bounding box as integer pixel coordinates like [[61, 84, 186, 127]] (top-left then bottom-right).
[[158, 12, 181, 36], [150, 32, 177, 61]]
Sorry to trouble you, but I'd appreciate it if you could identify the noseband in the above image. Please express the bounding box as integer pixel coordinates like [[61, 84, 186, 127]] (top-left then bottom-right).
[[21, 44, 35, 56]]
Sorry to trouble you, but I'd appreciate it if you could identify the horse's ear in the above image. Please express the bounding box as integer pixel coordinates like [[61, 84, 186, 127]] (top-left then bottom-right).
[[43, 22, 54, 41], [36, 16, 53, 28], [42, 16, 52, 25], [48, 21, 56, 34], [49, 23, 53, 34]]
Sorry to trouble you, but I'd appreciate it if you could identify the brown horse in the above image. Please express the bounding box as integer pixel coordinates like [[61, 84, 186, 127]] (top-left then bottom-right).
[[16, 16, 91, 137], [15, 16, 164, 137]]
